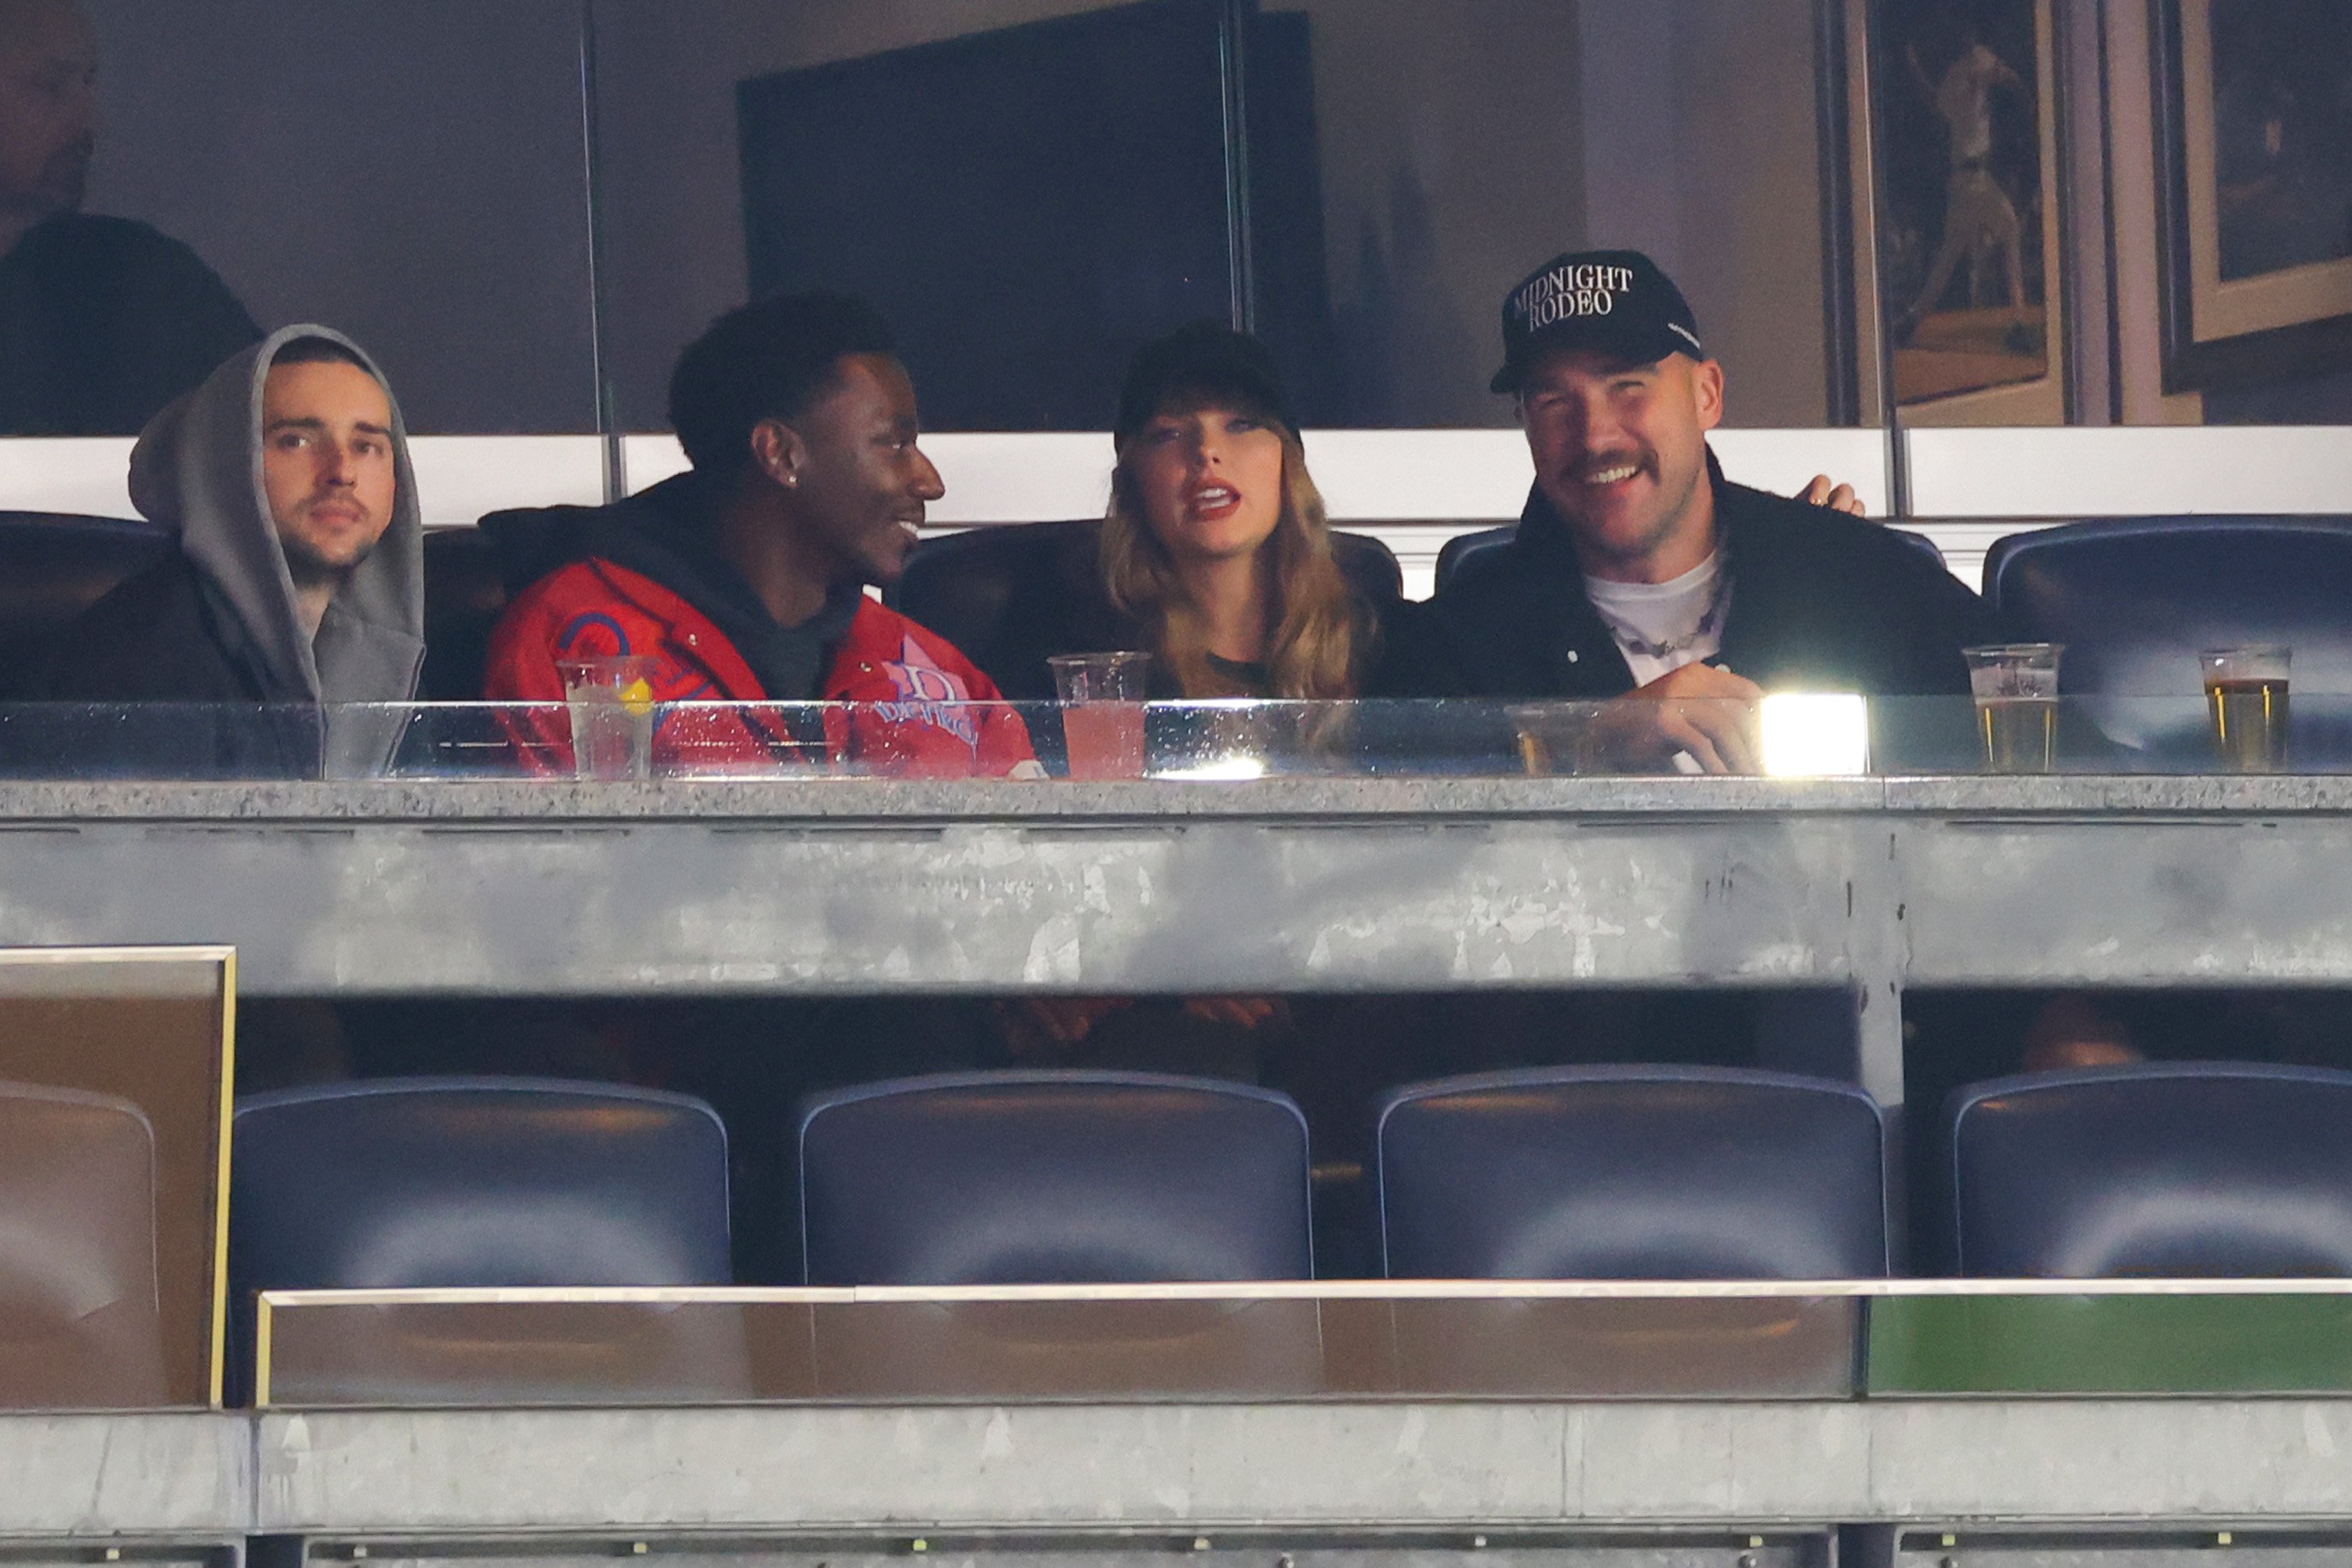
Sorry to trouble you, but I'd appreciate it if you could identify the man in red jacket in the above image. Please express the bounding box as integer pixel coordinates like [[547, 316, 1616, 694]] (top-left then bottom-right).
[[482, 292, 1033, 777]]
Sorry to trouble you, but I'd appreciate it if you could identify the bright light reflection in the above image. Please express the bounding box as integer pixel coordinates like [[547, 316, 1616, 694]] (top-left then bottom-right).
[[1151, 757, 1269, 782], [1759, 692, 1868, 777]]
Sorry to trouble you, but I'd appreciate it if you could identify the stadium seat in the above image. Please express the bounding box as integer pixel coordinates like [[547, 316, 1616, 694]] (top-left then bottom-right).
[[1947, 1062, 2352, 1277], [0, 1081, 168, 1406], [1375, 1065, 1889, 1279], [888, 519, 1403, 699], [419, 527, 511, 702], [796, 1070, 1314, 1284], [0, 512, 170, 698], [1984, 515, 2352, 764], [231, 1077, 733, 1295], [1435, 520, 1945, 597], [1432, 525, 1515, 596]]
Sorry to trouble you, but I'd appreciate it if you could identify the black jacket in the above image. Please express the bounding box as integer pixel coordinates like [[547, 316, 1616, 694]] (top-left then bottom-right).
[[16, 555, 321, 776], [1432, 466, 1998, 699]]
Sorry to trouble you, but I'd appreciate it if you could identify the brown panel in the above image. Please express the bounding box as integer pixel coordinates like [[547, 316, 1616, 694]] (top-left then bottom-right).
[[810, 1298, 1327, 1400], [0, 953, 230, 1407], [265, 1299, 762, 1406], [1381, 1295, 1860, 1399], [257, 1290, 1860, 1406]]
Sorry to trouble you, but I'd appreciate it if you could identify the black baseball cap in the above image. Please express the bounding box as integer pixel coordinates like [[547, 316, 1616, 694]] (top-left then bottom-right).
[[1116, 321, 1296, 445], [1489, 249, 1707, 394]]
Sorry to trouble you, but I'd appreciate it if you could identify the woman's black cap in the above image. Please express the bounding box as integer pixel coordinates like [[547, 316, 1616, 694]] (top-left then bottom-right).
[[1115, 321, 1296, 445]]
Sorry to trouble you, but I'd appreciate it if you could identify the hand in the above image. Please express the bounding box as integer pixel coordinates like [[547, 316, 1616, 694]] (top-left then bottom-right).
[[999, 996, 1134, 1061], [1182, 996, 1287, 1030], [1591, 662, 1766, 775], [1798, 474, 1865, 516]]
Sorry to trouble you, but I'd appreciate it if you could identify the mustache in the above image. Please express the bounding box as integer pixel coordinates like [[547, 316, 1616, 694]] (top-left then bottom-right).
[[1572, 448, 1657, 481]]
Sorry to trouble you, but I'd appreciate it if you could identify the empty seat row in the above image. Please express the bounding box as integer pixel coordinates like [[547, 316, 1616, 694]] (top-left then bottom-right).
[[16, 1062, 2347, 1405], [215, 1062, 2352, 1304]]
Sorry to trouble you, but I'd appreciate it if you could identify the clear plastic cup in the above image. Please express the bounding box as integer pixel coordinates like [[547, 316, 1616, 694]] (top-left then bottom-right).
[[1963, 644, 2062, 775], [556, 655, 659, 780], [1049, 652, 1150, 780], [2201, 644, 2290, 773]]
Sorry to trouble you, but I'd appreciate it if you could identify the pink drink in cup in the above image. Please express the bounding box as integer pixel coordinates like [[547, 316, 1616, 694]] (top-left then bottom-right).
[[1051, 652, 1149, 779]]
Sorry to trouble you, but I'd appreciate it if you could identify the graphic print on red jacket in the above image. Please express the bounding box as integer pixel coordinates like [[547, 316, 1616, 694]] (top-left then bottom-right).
[[483, 554, 1035, 778]]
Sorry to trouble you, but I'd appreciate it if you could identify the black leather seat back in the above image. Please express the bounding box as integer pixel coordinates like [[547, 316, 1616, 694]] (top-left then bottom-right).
[[230, 1076, 732, 1296], [1433, 526, 1515, 596], [797, 1070, 1314, 1285], [1948, 1062, 2352, 1277], [1985, 515, 2352, 760], [0, 512, 172, 697], [419, 528, 513, 701], [1377, 1065, 1889, 1279]]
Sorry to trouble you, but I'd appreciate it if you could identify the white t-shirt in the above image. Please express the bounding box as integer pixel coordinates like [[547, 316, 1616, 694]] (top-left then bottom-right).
[[1582, 552, 1730, 687]]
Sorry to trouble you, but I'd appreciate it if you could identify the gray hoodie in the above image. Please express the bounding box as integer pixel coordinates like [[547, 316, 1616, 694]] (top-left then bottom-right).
[[127, 324, 424, 705]]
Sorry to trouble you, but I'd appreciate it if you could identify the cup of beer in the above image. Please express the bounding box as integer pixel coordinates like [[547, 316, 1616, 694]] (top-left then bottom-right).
[[1963, 644, 2062, 774], [1049, 652, 1151, 779], [2200, 645, 2290, 772]]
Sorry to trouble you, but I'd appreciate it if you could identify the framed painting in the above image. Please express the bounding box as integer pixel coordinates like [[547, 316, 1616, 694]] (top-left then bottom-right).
[[1867, 0, 2067, 423], [2157, 0, 2352, 392]]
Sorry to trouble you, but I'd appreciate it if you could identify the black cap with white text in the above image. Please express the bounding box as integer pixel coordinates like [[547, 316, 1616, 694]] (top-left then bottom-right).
[[1489, 249, 1706, 394]]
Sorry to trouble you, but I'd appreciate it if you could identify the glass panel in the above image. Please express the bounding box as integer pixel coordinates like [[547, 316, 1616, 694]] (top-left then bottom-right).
[[590, 0, 1237, 434], [12, 1, 599, 436], [256, 1287, 1859, 1406], [2, 696, 2352, 780], [1249, 0, 1837, 427]]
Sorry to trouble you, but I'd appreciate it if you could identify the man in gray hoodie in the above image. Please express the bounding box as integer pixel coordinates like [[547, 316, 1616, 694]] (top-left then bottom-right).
[[27, 326, 424, 768], [35, 325, 421, 701]]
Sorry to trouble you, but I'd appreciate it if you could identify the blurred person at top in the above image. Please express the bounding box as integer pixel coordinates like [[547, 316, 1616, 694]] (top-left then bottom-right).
[[480, 291, 1034, 779], [0, 0, 258, 434]]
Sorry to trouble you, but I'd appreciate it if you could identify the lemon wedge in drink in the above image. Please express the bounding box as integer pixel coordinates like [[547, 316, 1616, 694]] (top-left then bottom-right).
[[618, 677, 655, 716]]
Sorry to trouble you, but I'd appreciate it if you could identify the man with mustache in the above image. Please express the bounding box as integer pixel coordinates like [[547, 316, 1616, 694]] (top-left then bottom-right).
[[0, 0, 259, 434], [481, 291, 1033, 778], [1432, 249, 1995, 773]]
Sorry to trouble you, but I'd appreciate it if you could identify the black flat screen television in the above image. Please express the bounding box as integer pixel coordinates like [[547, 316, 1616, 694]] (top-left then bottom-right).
[[739, 0, 1333, 432]]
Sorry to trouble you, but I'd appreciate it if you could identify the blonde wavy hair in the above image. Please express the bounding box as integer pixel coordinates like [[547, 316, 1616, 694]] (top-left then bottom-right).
[[1100, 399, 1361, 699]]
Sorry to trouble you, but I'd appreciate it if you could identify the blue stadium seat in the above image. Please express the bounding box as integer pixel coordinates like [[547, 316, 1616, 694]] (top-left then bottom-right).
[[797, 1070, 1314, 1284], [230, 1077, 733, 1299], [1984, 515, 2352, 763], [1435, 521, 1944, 597], [1947, 1062, 2352, 1277], [1376, 1065, 1889, 1279], [0, 1081, 167, 1406], [1432, 525, 1515, 597]]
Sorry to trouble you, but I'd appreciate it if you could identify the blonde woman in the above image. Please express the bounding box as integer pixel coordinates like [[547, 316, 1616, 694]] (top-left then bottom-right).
[[995, 321, 1457, 704], [998, 324, 1454, 1084]]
